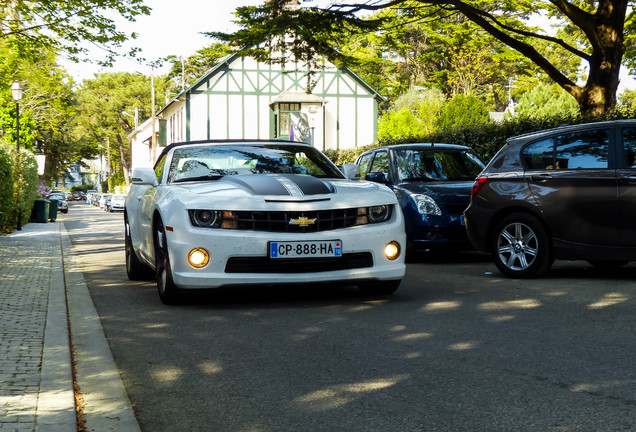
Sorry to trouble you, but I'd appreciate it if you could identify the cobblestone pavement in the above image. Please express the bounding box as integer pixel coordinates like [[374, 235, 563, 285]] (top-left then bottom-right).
[[0, 222, 74, 432]]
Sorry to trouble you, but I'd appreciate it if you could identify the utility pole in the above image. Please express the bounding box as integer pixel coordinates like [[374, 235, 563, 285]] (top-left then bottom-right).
[[151, 63, 156, 164], [181, 56, 185, 92]]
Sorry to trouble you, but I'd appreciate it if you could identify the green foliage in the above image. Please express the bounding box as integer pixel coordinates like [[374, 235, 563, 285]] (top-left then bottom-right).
[[378, 88, 445, 141], [219, 1, 629, 114], [0, 145, 14, 231], [513, 83, 579, 119], [0, 144, 39, 233], [0, 39, 80, 184], [378, 108, 424, 141], [108, 171, 126, 191], [619, 89, 636, 110], [436, 94, 491, 132], [164, 43, 232, 98], [71, 184, 93, 193], [1, 0, 150, 67], [327, 108, 636, 168], [73, 72, 161, 184], [324, 144, 379, 166]]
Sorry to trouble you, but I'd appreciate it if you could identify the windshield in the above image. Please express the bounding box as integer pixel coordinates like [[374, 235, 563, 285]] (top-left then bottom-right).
[[167, 144, 344, 183], [394, 148, 484, 182]]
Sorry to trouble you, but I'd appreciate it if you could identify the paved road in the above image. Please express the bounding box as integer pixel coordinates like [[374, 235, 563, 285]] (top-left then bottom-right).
[[63, 201, 636, 432]]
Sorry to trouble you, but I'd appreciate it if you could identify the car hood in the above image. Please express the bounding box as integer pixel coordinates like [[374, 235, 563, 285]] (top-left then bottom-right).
[[168, 174, 397, 209], [394, 180, 473, 202]]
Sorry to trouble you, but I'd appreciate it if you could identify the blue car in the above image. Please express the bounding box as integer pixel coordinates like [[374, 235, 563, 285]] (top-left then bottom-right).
[[356, 144, 485, 255]]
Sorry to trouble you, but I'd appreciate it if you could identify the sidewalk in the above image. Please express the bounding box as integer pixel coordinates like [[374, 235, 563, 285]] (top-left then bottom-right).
[[0, 221, 140, 432]]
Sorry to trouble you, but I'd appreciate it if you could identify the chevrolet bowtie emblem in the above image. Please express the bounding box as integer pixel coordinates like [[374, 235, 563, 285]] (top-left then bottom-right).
[[289, 216, 317, 227]]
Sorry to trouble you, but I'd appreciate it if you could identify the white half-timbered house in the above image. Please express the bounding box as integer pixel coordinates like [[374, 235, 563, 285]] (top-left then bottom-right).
[[130, 53, 384, 171]]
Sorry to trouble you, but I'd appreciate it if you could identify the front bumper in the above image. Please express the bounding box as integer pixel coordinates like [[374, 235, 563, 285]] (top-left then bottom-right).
[[405, 212, 470, 250], [164, 218, 406, 289]]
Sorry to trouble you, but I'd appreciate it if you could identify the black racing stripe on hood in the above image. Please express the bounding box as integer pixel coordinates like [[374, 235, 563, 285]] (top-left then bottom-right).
[[286, 174, 335, 195], [222, 174, 335, 196], [224, 175, 290, 196]]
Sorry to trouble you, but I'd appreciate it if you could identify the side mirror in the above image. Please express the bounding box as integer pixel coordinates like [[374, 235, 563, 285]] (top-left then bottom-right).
[[131, 167, 159, 186], [365, 172, 388, 184], [341, 163, 361, 180]]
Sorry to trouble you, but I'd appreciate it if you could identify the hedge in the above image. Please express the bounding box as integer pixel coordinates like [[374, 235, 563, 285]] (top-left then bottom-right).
[[327, 108, 636, 165], [0, 144, 39, 233]]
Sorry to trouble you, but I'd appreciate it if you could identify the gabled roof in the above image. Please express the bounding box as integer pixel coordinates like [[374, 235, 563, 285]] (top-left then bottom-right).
[[156, 51, 385, 117]]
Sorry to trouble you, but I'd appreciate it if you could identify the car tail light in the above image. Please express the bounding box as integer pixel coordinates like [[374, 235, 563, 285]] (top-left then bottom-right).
[[471, 175, 488, 201]]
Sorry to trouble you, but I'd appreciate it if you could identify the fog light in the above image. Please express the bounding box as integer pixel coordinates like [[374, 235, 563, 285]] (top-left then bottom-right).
[[188, 248, 210, 268], [384, 241, 400, 260]]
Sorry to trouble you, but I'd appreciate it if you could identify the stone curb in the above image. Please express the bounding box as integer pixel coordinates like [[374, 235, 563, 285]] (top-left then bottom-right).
[[59, 223, 141, 432]]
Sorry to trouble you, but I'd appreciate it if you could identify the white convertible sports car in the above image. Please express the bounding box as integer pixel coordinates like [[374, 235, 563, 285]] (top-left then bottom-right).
[[125, 140, 406, 304]]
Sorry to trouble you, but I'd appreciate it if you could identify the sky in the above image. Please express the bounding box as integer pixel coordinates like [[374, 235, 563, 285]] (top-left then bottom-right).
[[61, 1, 636, 93], [60, 0, 261, 81]]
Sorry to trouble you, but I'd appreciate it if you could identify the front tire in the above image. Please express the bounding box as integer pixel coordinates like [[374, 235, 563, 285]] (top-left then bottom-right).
[[492, 213, 553, 278], [154, 218, 180, 305]]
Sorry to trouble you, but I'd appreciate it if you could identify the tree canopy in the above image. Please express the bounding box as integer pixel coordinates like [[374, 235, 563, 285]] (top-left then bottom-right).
[[212, 0, 633, 115], [0, 0, 150, 66]]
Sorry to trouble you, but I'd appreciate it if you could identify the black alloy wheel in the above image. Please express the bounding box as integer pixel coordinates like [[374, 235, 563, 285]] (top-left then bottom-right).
[[154, 218, 180, 305]]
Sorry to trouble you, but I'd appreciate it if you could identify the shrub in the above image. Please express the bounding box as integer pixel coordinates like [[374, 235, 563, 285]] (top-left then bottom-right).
[[0, 145, 14, 231], [0, 145, 39, 233], [326, 110, 636, 166], [436, 94, 491, 132]]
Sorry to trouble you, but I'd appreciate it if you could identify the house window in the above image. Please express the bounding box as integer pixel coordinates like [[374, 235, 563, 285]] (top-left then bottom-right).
[[278, 103, 301, 138]]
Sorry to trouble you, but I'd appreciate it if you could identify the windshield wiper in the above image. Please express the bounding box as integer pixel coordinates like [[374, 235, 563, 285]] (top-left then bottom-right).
[[172, 175, 224, 183]]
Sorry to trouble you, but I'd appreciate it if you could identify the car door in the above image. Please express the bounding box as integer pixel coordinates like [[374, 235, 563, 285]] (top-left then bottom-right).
[[522, 127, 619, 247], [617, 125, 636, 247]]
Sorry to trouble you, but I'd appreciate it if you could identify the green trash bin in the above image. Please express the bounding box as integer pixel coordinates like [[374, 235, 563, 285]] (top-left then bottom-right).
[[48, 199, 58, 221], [33, 199, 50, 223]]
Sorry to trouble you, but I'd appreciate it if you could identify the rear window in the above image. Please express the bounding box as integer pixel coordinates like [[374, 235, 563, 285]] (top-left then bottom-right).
[[522, 129, 609, 170]]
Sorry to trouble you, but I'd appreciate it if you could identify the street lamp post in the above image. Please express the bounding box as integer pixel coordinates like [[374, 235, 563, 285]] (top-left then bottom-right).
[[11, 81, 23, 231], [97, 144, 105, 192]]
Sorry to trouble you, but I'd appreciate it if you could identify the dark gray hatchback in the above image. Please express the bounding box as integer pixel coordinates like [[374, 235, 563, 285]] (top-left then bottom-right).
[[465, 120, 636, 278]]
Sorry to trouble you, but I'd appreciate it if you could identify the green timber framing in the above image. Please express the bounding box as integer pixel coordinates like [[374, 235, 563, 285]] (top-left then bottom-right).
[[161, 53, 385, 150]]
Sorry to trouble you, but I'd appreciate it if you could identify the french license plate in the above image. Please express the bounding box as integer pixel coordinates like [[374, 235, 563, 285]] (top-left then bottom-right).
[[269, 240, 342, 259]]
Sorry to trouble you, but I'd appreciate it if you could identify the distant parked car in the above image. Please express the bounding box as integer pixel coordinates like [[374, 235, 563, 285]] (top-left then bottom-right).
[[465, 120, 636, 278], [108, 194, 126, 212], [356, 143, 485, 256], [99, 194, 112, 209], [48, 192, 68, 214], [94, 194, 104, 207]]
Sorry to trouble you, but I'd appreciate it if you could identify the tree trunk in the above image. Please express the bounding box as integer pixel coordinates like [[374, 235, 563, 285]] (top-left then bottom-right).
[[572, 0, 627, 115], [449, 0, 628, 116]]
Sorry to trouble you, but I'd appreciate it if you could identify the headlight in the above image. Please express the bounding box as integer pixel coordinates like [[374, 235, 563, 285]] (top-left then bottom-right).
[[368, 205, 392, 223], [357, 205, 393, 224], [412, 194, 441, 216], [189, 210, 223, 228], [189, 210, 238, 229]]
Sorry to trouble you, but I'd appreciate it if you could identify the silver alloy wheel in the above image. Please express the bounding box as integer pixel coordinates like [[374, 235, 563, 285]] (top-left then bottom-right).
[[496, 222, 538, 271]]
